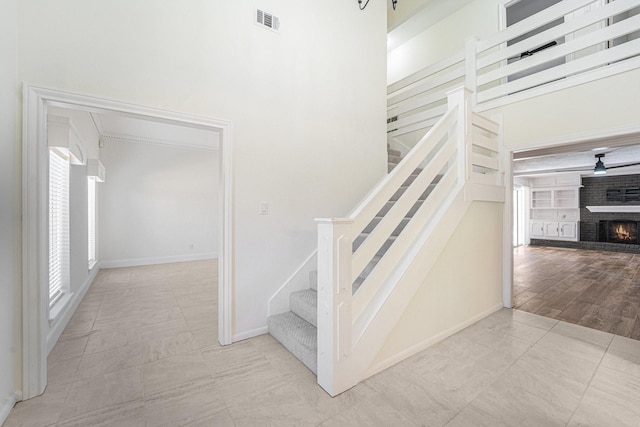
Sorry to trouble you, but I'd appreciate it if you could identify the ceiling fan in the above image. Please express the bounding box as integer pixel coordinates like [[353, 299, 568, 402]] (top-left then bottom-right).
[[561, 153, 640, 175]]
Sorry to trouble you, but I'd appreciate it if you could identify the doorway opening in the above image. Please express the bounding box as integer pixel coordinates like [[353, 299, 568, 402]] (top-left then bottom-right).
[[509, 135, 640, 340], [22, 85, 234, 399]]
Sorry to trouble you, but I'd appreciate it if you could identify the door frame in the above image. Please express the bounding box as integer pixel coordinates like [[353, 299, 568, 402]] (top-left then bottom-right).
[[22, 84, 235, 399]]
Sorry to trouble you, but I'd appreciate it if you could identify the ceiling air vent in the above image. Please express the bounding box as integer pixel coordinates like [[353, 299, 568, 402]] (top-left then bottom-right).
[[256, 9, 280, 32]]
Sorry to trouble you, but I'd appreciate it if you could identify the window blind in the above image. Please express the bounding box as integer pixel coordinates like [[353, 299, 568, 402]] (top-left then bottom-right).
[[88, 177, 96, 269], [49, 149, 70, 307]]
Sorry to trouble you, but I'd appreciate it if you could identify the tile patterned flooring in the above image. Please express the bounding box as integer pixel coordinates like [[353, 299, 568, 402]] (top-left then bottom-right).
[[514, 246, 640, 340], [5, 260, 640, 426]]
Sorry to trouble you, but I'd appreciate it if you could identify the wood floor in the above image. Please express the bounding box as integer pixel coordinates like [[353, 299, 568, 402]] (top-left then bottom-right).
[[514, 245, 640, 340]]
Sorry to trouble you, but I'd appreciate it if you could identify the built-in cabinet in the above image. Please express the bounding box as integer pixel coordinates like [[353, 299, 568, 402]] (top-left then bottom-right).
[[528, 174, 581, 242], [530, 220, 578, 240]]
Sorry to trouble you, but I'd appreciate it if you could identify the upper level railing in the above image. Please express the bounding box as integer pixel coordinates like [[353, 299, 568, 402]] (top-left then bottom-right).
[[388, 0, 640, 139]]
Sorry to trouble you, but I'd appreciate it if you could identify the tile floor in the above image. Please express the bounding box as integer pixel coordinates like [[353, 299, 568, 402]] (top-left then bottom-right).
[[514, 246, 640, 339], [5, 260, 640, 426]]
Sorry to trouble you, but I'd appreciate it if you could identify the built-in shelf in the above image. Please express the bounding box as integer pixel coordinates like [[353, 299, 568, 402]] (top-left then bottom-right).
[[586, 206, 640, 213]]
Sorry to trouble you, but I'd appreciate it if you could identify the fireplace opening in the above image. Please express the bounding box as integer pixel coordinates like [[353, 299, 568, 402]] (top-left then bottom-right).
[[599, 220, 640, 244]]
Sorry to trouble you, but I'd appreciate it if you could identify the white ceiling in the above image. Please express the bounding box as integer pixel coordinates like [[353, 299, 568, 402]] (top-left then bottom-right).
[[92, 112, 220, 151]]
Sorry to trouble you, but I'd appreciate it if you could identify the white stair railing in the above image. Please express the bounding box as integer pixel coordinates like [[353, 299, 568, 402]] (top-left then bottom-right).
[[316, 87, 503, 396], [387, 51, 465, 139]]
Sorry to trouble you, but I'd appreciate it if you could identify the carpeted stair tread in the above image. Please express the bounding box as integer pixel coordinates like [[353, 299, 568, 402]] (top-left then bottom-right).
[[388, 148, 402, 157], [363, 216, 411, 235], [268, 312, 317, 374], [353, 234, 396, 256], [388, 154, 402, 164], [290, 289, 317, 327]]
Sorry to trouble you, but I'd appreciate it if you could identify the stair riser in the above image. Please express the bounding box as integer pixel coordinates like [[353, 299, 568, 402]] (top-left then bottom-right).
[[290, 290, 317, 327], [268, 313, 317, 375], [309, 270, 317, 291], [388, 155, 402, 164]]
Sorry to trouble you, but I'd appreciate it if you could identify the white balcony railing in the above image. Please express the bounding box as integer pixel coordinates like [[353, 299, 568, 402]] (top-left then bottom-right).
[[388, 0, 640, 138]]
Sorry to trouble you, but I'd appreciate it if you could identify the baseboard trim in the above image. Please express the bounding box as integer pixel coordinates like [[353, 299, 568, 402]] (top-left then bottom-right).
[[0, 392, 18, 425], [232, 326, 268, 343], [364, 302, 504, 378], [101, 253, 218, 269], [46, 266, 100, 354]]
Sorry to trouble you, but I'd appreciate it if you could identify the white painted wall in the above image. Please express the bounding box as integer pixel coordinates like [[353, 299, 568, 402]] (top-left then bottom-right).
[[388, 0, 502, 84], [17, 0, 387, 337], [372, 202, 504, 371], [99, 140, 218, 267], [486, 67, 640, 151], [0, 0, 18, 420]]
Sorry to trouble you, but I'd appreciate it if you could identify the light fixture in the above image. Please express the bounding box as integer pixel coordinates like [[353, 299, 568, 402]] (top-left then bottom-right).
[[594, 153, 607, 175], [358, 0, 397, 11]]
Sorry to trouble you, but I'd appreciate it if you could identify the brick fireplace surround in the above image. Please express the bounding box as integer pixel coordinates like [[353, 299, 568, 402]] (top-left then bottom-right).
[[531, 174, 640, 254]]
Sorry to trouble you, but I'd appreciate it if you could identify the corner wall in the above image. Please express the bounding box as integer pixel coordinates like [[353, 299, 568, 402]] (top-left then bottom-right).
[[0, 0, 18, 420], [371, 201, 504, 371]]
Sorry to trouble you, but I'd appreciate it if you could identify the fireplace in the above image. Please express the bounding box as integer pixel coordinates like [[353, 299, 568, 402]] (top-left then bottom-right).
[[599, 220, 640, 244]]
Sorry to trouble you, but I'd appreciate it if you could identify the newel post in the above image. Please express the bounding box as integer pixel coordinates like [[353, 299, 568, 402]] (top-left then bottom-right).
[[446, 86, 473, 185], [315, 218, 354, 397]]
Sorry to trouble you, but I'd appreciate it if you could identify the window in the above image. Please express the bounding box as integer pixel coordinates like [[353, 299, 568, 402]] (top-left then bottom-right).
[[49, 149, 70, 307], [505, 0, 565, 82], [88, 176, 97, 269]]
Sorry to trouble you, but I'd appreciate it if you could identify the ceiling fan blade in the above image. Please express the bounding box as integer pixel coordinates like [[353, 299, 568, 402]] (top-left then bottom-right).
[[607, 162, 640, 169]]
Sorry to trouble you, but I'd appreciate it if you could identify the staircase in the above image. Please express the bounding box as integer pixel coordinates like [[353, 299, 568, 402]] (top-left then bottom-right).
[[269, 87, 504, 395], [268, 147, 422, 375]]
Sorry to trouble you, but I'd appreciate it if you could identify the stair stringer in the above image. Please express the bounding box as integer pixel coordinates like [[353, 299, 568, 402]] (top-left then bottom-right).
[[344, 186, 472, 389]]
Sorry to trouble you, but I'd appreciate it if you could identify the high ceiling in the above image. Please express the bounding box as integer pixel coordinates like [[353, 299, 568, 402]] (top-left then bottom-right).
[[386, 0, 475, 51], [387, 0, 432, 30]]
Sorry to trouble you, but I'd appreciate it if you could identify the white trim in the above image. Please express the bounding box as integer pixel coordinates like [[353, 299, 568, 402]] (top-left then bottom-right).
[[100, 134, 219, 152], [22, 84, 235, 400], [46, 265, 99, 354], [232, 326, 268, 342], [365, 303, 503, 378], [268, 251, 317, 317], [587, 205, 640, 213], [503, 148, 514, 308], [0, 393, 18, 426], [101, 253, 218, 269]]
